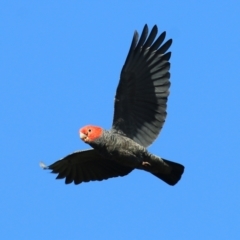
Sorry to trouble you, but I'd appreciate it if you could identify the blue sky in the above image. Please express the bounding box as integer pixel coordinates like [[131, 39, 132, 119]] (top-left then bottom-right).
[[1, 1, 240, 239]]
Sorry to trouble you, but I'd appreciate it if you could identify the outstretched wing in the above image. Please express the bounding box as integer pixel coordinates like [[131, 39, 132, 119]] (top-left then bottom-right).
[[112, 24, 172, 147], [41, 149, 133, 184]]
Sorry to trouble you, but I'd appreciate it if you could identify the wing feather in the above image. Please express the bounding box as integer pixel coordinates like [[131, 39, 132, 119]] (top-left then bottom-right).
[[112, 24, 172, 147], [42, 149, 133, 185]]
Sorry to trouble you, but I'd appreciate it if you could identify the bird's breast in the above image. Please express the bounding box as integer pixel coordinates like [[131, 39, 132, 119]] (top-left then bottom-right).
[[91, 133, 148, 168]]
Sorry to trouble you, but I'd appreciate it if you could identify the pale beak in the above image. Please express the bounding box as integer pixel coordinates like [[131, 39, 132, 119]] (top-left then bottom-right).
[[79, 132, 87, 141]]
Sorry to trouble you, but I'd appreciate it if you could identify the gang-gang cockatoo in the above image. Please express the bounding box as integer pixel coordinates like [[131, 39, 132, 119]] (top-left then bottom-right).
[[40, 24, 184, 186]]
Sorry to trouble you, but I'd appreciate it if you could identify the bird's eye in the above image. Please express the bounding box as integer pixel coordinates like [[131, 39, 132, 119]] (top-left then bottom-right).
[[88, 129, 91, 132]]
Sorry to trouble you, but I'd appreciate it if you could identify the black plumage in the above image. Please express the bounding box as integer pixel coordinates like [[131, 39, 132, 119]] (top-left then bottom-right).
[[41, 25, 184, 186]]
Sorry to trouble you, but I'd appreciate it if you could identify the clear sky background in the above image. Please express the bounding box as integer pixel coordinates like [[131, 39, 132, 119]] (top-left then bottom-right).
[[1, 1, 240, 239]]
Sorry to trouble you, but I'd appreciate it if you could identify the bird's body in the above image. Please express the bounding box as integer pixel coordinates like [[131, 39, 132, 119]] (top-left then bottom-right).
[[88, 129, 148, 168], [41, 24, 185, 186], [85, 128, 169, 173]]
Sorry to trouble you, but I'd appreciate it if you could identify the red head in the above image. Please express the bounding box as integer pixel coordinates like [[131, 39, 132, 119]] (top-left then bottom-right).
[[79, 125, 103, 143]]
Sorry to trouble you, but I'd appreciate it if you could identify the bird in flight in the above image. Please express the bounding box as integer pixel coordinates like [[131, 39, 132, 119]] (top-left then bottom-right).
[[40, 24, 184, 186]]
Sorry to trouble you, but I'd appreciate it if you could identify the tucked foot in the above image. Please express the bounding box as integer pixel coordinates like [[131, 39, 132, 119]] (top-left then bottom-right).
[[142, 161, 151, 167]]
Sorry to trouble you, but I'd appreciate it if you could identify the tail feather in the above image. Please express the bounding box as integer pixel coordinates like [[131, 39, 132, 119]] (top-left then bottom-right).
[[152, 159, 184, 186]]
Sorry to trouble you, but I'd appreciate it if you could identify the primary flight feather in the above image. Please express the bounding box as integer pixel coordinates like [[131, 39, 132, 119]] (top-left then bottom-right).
[[41, 24, 184, 186]]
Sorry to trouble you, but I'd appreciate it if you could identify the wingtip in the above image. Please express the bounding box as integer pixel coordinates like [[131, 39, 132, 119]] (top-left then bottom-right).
[[39, 161, 49, 170], [143, 24, 148, 32], [152, 24, 158, 31]]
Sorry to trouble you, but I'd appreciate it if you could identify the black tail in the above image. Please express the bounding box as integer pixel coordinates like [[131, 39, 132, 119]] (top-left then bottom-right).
[[152, 159, 184, 186]]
